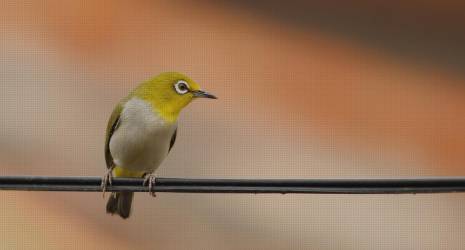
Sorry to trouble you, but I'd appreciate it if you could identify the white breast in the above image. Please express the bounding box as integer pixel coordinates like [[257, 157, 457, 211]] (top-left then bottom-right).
[[109, 98, 177, 173]]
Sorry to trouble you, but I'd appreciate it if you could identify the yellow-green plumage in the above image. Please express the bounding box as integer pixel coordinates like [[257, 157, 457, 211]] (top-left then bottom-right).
[[133, 72, 200, 123], [104, 72, 216, 219]]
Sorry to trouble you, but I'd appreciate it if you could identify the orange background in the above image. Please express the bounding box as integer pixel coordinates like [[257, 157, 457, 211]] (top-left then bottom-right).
[[1, 1, 465, 249]]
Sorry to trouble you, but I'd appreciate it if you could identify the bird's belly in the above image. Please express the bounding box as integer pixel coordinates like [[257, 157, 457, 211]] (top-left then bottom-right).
[[110, 125, 174, 173], [109, 98, 176, 174]]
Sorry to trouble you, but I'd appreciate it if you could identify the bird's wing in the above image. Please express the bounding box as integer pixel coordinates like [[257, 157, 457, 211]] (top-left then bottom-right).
[[105, 103, 123, 169], [168, 128, 177, 153]]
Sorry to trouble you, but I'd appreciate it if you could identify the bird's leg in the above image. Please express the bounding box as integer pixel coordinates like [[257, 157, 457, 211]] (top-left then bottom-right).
[[101, 166, 114, 198], [143, 173, 157, 197]]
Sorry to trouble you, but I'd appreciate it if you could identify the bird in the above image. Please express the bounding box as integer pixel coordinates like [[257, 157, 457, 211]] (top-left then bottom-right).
[[102, 72, 216, 219]]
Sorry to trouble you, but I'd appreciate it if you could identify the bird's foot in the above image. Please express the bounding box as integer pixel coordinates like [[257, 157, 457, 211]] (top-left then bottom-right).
[[101, 167, 114, 198], [143, 174, 157, 197]]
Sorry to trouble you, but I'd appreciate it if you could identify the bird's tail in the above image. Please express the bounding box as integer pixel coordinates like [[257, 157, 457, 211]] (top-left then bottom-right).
[[106, 191, 134, 219]]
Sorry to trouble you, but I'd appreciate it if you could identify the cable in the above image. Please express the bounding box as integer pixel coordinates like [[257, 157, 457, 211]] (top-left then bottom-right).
[[1, 176, 465, 194]]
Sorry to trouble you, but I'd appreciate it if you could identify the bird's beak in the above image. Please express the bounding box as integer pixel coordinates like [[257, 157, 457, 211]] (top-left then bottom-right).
[[192, 90, 217, 99]]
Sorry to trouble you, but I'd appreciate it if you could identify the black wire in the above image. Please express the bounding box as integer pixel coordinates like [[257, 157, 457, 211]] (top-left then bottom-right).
[[1, 176, 465, 194]]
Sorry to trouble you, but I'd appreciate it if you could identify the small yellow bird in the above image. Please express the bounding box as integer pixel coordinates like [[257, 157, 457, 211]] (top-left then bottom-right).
[[102, 72, 216, 219]]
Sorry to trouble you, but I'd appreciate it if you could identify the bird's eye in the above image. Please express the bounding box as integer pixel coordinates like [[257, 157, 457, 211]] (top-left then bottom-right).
[[174, 80, 190, 95]]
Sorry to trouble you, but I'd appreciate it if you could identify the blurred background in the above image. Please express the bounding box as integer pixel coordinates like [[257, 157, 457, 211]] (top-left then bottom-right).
[[1, 0, 465, 249]]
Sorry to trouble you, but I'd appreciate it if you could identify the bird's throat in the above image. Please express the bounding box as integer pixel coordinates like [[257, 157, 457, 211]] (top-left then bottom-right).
[[149, 101, 179, 124]]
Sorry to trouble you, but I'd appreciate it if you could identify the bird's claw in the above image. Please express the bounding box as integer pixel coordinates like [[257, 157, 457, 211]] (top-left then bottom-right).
[[143, 174, 157, 197], [101, 167, 114, 198]]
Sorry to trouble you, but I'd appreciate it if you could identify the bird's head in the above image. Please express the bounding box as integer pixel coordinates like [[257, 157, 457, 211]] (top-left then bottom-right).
[[133, 72, 216, 122]]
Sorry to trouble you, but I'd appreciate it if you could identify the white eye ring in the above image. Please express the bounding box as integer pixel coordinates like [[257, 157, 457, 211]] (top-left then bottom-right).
[[174, 80, 190, 95]]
